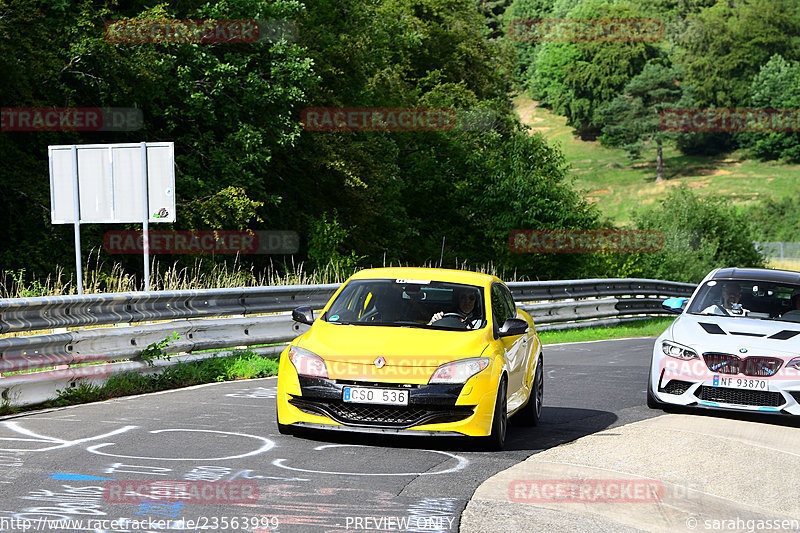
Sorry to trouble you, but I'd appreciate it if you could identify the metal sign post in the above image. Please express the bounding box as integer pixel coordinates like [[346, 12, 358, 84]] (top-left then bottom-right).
[[70, 146, 84, 294], [49, 142, 175, 293], [140, 142, 151, 291]]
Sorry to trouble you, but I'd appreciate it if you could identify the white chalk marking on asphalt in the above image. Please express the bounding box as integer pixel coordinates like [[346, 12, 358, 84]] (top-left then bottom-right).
[[86, 429, 275, 461], [0, 421, 137, 452], [272, 444, 469, 476]]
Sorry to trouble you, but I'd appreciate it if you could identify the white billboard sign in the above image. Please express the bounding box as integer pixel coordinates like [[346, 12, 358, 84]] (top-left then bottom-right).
[[49, 142, 175, 223], [48, 142, 176, 293]]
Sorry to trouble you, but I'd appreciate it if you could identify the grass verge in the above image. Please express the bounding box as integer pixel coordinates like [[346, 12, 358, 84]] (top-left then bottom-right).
[[0, 349, 279, 416], [539, 317, 675, 345]]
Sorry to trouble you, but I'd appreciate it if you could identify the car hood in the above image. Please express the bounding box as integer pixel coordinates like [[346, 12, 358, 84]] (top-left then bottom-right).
[[670, 314, 800, 358], [297, 320, 491, 367]]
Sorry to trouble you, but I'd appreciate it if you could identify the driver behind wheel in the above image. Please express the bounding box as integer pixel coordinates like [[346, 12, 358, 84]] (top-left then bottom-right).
[[428, 287, 481, 328], [702, 282, 749, 316]]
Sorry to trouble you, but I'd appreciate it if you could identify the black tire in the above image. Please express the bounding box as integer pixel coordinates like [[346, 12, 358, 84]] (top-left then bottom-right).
[[514, 357, 543, 426], [484, 378, 508, 451], [646, 368, 663, 410]]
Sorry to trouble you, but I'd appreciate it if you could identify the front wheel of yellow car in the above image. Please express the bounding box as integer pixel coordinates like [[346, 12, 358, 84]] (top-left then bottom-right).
[[513, 356, 543, 427], [483, 378, 507, 451]]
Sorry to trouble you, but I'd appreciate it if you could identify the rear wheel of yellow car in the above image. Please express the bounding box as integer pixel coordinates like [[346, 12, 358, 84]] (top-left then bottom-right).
[[484, 377, 507, 451]]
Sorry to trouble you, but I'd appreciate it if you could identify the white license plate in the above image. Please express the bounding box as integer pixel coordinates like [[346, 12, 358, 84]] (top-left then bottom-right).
[[343, 387, 409, 405], [713, 376, 769, 390]]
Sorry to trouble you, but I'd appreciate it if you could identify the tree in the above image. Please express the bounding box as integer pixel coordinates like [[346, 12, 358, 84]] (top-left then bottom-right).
[[598, 61, 688, 182], [675, 0, 800, 109], [738, 54, 800, 162], [531, 0, 660, 138]]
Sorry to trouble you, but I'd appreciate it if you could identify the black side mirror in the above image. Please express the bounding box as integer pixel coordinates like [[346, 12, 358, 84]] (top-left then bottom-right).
[[498, 317, 528, 337], [292, 306, 315, 325]]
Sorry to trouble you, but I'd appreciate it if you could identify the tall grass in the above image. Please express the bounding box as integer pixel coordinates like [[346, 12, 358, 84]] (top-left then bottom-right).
[[1, 252, 517, 299]]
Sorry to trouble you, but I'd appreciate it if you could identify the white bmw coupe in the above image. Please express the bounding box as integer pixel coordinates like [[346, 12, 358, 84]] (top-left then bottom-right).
[[649, 268, 800, 415]]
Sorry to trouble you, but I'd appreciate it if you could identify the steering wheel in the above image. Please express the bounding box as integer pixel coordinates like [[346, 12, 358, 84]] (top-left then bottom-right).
[[432, 312, 470, 329]]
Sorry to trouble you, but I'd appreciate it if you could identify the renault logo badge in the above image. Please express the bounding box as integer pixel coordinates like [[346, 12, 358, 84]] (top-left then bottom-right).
[[374, 356, 386, 369]]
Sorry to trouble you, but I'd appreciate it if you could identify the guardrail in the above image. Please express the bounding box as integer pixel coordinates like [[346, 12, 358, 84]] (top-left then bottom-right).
[[0, 278, 696, 407]]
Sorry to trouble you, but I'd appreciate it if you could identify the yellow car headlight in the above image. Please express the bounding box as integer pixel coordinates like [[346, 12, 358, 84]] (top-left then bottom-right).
[[429, 357, 490, 384], [288, 346, 328, 379]]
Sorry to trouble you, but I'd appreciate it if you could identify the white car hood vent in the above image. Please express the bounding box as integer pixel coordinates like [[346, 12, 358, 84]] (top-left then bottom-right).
[[697, 322, 800, 340]]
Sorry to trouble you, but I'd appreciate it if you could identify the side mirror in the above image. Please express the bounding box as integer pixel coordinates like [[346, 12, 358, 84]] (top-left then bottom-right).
[[498, 317, 528, 337], [662, 297, 688, 314], [292, 306, 315, 325]]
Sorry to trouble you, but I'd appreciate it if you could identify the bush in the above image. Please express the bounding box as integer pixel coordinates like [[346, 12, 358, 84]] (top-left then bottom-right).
[[615, 187, 764, 283]]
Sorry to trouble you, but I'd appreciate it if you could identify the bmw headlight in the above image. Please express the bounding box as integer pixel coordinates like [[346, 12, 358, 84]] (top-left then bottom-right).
[[661, 340, 699, 360], [288, 346, 328, 378], [429, 357, 490, 384]]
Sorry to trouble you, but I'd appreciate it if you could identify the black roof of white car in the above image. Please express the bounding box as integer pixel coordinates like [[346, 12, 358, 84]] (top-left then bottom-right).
[[712, 268, 800, 284]]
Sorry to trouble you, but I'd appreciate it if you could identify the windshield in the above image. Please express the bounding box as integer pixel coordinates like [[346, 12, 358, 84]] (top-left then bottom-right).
[[323, 279, 486, 330], [687, 278, 800, 321]]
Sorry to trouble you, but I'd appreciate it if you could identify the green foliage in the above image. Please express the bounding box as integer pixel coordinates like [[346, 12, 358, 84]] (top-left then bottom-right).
[[531, 0, 660, 137], [307, 211, 363, 276], [745, 197, 800, 242], [2, 269, 49, 298], [139, 332, 181, 367], [182, 186, 266, 230], [46, 350, 280, 408], [675, 0, 800, 110], [505, 0, 557, 90], [738, 55, 800, 162], [622, 187, 764, 283]]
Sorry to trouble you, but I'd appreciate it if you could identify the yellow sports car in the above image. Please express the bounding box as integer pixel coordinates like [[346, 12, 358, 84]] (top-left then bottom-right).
[[276, 267, 543, 449]]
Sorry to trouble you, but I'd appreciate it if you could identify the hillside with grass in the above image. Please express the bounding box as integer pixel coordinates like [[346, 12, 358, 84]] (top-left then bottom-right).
[[514, 95, 800, 225]]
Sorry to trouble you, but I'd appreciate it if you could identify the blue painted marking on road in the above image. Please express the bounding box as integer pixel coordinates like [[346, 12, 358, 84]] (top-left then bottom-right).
[[50, 473, 115, 481]]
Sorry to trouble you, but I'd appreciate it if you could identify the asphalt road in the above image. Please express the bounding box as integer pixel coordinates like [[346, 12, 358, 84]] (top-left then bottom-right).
[[0, 337, 661, 533]]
